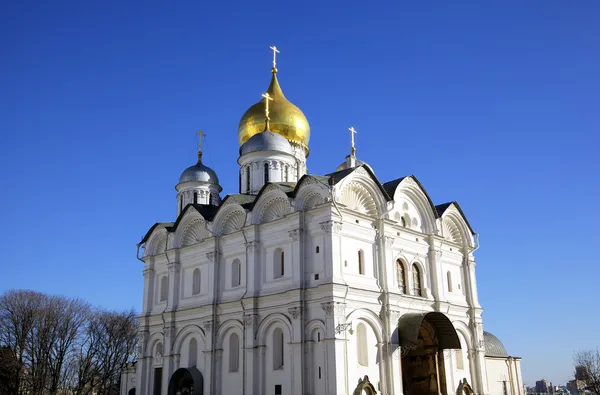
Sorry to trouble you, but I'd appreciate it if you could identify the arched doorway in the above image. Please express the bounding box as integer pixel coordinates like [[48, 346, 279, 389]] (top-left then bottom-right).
[[397, 312, 461, 395], [168, 367, 204, 395], [128, 389, 136, 395]]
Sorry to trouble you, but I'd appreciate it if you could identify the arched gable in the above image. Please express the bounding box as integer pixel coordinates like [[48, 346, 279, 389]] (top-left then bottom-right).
[[388, 176, 438, 234], [294, 175, 329, 211], [334, 167, 388, 217], [144, 228, 169, 257], [440, 203, 475, 248], [174, 210, 210, 248], [212, 203, 247, 236], [256, 312, 293, 344], [173, 324, 206, 355], [305, 319, 326, 338], [250, 188, 292, 225]]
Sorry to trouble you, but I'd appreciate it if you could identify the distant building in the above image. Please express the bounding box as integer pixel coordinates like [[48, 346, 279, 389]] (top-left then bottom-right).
[[567, 379, 586, 393], [536, 379, 551, 393], [483, 332, 524, 395]]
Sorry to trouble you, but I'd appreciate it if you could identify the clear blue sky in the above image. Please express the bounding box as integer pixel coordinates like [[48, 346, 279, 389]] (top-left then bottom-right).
[[1, 0, 598, 386]]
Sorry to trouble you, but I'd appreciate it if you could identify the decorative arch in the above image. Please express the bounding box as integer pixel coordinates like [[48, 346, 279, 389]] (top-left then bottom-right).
[[334, 167, 389, 218], [345, 309, 384, 344], [337, 182, 378, 216], [216, 319, 244, 348], [256, 312, 293, 345], [212, 204, 247, 236], [173, 325, 206, 355], [144, 229, 168, 257], [305, 319, 326, 338], [174, 211, 210, 248], [442, 217, 463, 244], [390, 176, 438, 234], [294, 178, 329, 211], [259, 196, 291, 223], [441, 203, 475, 248], [145, 332, 164, 358]]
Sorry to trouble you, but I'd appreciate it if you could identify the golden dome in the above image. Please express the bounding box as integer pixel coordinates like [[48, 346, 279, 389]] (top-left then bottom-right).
[[238, 69, 310, 154]]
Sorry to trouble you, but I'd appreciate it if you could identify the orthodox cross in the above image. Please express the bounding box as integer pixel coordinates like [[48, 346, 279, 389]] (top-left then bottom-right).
[[262, 92, 274, 119], [349, 126, 357, 155], [196, 130, 206, 152], [270, 46, 280, 69]]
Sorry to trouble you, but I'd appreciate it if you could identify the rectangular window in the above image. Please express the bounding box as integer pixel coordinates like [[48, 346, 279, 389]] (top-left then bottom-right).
[[153, 368, 162, 395], [275, 385, 282, 395]]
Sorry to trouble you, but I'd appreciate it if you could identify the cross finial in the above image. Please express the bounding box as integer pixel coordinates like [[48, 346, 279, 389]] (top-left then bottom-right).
[[270, 46, 280, 70], [349, 126, 357, 156], [262, 92, 274, 130], [196, 130, 206, 153]]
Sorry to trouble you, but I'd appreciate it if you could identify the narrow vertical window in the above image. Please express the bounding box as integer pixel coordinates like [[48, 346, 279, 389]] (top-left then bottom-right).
[[396, 260, 406, 294], [192, 268, 201, 295], [273, 328, 284, 370], [274, 248, 284, 279], [316, 246, 320, 253], [358, 250, 365, 275], [193, 192, 198, 204], [284, 165, 289, 182], [160, 276, 168, 302], [239, 172, 242, 193], [229, 333, 240, 372], [179, 196, 183, 213], [264, 163, 269, 183], [189, 338, 197, 367], [231, 259, 241, 287], [412, 264, 422, 297], [246, 166, 250, 193], [447, 271, 453, 292], [357, 323, 368, 366]]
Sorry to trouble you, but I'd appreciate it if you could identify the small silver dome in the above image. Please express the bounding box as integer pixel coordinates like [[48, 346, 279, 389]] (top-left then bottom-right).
[[179, 159, 220, 184], [336, 158, 368, 172], [483, 331, 509, 357], [240, 131, 294, 156]]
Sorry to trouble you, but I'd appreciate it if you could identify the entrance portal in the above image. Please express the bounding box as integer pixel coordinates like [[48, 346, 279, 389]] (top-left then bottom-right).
[[168, 367, 204, 395], [397, 312, 461, 395]]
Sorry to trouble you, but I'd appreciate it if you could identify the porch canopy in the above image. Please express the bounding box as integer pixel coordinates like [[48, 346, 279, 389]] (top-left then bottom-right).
[[397, 312, 461, 350]]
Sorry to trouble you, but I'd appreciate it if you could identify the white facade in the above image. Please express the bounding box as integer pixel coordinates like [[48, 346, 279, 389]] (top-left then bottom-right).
[[122, 65, 523, 395]]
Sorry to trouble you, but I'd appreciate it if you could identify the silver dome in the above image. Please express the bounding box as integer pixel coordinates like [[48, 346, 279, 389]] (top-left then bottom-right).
[[336, 158, 368, 172], [483, 331, 509, 357], [240, 131, 294, 156], [179, 161, 220, 184]]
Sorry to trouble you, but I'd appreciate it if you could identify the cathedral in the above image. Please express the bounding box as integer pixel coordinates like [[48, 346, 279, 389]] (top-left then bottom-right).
[[120, 49, 523, 395]]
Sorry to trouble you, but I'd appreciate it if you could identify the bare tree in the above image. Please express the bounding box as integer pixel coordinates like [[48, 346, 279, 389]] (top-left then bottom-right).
[[574, 348, 600, 395]]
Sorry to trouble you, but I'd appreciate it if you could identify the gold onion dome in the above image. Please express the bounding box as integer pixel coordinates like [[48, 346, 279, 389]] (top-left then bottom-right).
[[238, 68, 310, 154]]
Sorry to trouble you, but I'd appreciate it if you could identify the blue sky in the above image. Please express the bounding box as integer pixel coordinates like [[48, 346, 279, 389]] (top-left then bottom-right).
[[1, 0, 598, 386]]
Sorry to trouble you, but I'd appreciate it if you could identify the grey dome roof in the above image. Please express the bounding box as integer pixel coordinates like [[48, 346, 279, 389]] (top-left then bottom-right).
[[240, 131, 293, 156], [483, 331, 509, 357], [336, 158, 368, 172], [179, 159, 220, 184]]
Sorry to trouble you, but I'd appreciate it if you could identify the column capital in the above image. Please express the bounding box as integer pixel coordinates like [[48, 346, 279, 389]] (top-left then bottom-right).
[[320, 220, 343, 234], [288, 307, 302, 320]]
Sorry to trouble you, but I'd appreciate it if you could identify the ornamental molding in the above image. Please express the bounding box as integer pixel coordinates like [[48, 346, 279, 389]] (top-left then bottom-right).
[[320, 220, 343, 234], [206, 251, 218, 262], [167, 261, 180, 273], [243, 314, 257, 327], [354, 167, 369, 177], [202, 320, 214, 330], [384, 236, 395, 248], [321, 302, 346, 317], [143, 268, 154, 278], [245, 241, 258, 253], [288, 229, 301, 241], [288, 307, 302, 320]]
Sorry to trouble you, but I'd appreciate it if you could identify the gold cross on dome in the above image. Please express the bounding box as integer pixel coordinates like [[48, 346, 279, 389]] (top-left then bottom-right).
[[349, 126, 357, 154], [262, 92, 274, 119], [270, 45, 280, 69], [196, 130, 206, 152]]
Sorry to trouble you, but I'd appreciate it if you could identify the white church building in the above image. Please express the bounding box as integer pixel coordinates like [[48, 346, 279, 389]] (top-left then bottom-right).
[[120, 51, 523, 395]]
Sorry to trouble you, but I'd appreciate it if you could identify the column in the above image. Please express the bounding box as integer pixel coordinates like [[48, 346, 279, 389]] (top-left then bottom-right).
[[386, 310, 403, 395], [288, 230, 302, 288], [162, 324, 176, 395], [167, 260, 181, 311], [321, 302, 348, 395], [202, 319, 215, 395], [319, 221, 343, 283], [427, 236, 445, 301], [245, 240, 259, 297], [289, 306, 303, 395], [243, 314, 258, 394], [142, 266, 155, 314], [136, 330, 149, 395]]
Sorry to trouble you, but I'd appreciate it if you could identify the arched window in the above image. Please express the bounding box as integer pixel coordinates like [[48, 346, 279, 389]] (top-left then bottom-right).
[[401, 216, 406, 227], [231, 259, 241, 288], [412, 264, 422, 297], [264, 163, 269, 183], [189, 338, 197, 367], [193, 192, 198, 204], [160, 276, 168, 302], [396, 260, 406, 294], [229, 333, 240, 372], [358, 250, 365, 275], [273, 328, 284, 370], [179, 195, 183, 213], [356, 323, 368, 366], [284, 165, 289, 182], [192, 268, 201, 295], [246, 167, 251, 193], [274, 248, 284, 279], [447, 271, 453, 292]]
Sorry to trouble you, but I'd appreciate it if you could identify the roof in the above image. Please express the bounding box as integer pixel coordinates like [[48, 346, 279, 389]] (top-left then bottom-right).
[[436, 201, 476, 235], [483, 331, 509, 357]]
